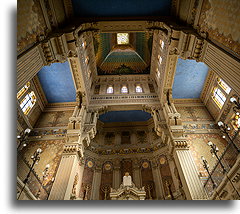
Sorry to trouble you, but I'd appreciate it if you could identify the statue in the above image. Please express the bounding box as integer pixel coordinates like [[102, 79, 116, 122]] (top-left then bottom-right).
[[123, 172, 132, 187]]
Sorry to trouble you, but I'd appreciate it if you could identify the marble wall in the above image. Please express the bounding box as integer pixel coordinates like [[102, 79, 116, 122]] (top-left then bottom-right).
[[187, 134, 228, 177], [18, 139, 65, 199]]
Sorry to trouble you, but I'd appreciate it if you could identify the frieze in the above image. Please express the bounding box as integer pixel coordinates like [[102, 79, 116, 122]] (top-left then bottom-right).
[[86, 142, 166, 156]]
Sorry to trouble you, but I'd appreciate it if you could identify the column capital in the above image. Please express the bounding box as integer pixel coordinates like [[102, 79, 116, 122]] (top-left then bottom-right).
[[173, 140, 189, 149]]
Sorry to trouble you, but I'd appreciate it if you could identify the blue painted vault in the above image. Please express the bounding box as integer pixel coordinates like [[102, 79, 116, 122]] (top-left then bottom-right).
[[99, 110, 152, 123], [37, 61, 76, 103], [172, 58, 209, 99], [71, 0, 172, 17]]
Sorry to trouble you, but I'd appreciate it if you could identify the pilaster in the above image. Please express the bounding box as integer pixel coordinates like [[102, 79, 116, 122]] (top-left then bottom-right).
[[90, 161, 102, 200], [172, 140, 208, 200], [150, 159, 165, 200]]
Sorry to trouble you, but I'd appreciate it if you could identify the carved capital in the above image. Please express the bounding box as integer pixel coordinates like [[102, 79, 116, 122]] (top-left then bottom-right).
[[173, 140, 189, 149]]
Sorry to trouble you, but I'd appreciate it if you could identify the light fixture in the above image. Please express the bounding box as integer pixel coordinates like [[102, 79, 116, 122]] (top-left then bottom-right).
[[230, 97, 237, 103], [207, 142, 226, 173], [17, 148, 42, 200], [17, 128, 31, 151], [201, 156, 216, 189], [217, 120, 240, 152]]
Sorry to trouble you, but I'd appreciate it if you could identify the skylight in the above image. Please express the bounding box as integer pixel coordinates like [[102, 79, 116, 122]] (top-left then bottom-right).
[[117, 33, 129, 45]]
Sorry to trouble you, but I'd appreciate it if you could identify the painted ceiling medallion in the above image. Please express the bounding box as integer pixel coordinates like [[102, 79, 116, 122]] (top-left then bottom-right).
[[104, 163, 112, 170], [142, 161, 149, 168], [159, 156, 166, 165], [117, 33, 129, 45], [87, 160, 94, 168]]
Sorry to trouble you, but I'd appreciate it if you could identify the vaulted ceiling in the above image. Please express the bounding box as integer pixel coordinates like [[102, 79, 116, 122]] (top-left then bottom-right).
[[172, 58, 209, 99], [99, 110, 152, 123], [37, 62, 76, 103], [93, 32, 153, 75], [35, 0, 210, 105], [71, 0, 172, 18]]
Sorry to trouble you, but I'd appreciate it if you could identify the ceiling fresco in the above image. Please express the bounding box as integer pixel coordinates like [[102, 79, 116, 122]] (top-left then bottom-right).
[[93, 32, 153, 75], [37, 61, 76, 103], [99, 110, 152, 123], [71, 0, 172, 18], [172, 58, 209, 99]]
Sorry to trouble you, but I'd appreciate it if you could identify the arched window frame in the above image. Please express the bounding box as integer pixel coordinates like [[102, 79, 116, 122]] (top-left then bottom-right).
[[107, 85, 114, 94], [19, 91, 37, 115], [121, 85, 128, 94], [17, 82, 30, 99], [212, 77, 232, 109], [212, 87, 226, 109], [135, 85, 143, 93], [217, 78, 231, 94]]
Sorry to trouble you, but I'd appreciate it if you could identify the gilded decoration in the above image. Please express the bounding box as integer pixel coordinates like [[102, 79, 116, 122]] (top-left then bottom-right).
[[198, 0, 240, 55], [19, 139, 65, 198], [35, 111, 73, 128], [17, 0, 47, 54], [187, 134, 228, 178], [176, 106, 214, 122], [93, 32, 153, 75]]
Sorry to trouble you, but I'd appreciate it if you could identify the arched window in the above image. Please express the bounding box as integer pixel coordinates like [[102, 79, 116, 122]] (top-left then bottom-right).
[[212, 87, 226, 109], [107, 85, 114, 94], [20, 91, 36, 115], [217, 78, 231, 94], [17, 82, 30, 99], [121, 85, 128, 93], [136, 85, 143, 93]]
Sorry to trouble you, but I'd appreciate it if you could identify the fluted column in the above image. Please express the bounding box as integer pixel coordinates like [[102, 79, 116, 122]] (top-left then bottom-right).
[[90, 162, 102, 200], [130, 131, 137, 144], [151, 159, 165, 199], [172, 140, 208, 200], [48, 142, 83, 200], [112, 160, 121, 189], [168, 155, 181, 194], [132, 159, 141, 188]]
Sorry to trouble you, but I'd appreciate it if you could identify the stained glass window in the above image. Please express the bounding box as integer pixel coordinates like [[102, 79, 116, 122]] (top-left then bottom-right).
[[107, 86, 114, 94], [212, 87, 226, 109], [136, 85, 143, 93], [17, 82, 30, 99], [20, 91, 36, 115], [121, 85, 128, 93], [217, 78, 231, 94], [117, 33, 129, 45]]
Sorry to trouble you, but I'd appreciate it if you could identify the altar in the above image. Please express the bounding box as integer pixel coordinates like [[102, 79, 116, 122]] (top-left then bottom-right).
[[109, 172, 146, 200]]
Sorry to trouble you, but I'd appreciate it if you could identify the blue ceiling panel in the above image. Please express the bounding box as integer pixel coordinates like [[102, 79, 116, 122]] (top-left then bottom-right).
[[99, 110, 152, 123], [172, 58, 209, 99], [37, 61, 76, 103], [71, 0, 172, 17]]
